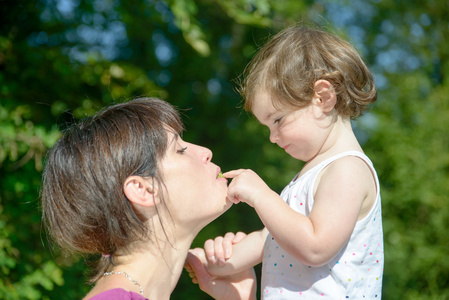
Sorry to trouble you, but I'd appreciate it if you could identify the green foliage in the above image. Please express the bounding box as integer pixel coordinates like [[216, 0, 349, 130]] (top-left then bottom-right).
[[215, 0, 272, 27], [365, 72, 449, 298], [1, 0, 448, 298], [168, 0, 211, 56], [0, 105, 65, 299]]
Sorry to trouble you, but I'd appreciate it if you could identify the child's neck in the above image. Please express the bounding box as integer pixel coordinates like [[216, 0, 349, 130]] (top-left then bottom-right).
[[301, 117, 362, 175]]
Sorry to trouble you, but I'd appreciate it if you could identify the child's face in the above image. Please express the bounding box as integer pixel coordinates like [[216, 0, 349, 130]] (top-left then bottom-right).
[[252, 91, 333, 162]]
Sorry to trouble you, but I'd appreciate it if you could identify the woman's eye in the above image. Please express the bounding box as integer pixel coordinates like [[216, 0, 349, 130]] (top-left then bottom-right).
[[177, 147, 188, 154]]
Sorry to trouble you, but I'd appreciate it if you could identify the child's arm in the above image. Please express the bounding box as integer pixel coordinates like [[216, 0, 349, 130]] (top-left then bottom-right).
[[224, 156, 376, 267], [185, 248, 257, 300], [204, 228, 267, 277]]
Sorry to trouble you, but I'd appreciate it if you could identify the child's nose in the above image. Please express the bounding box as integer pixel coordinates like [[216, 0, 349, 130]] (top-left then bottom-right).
[[269, 130, 278, 143]]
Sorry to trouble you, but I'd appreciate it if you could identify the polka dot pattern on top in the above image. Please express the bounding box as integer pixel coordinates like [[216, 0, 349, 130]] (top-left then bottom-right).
[[261, 151, 384, 299]]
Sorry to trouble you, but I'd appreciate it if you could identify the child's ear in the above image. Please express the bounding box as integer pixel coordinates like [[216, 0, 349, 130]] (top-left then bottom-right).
[[313, 80, 337, 113], [123, 176, 159, 207]]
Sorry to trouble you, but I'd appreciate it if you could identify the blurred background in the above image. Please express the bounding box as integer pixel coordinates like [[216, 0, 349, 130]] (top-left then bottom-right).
[[1, 0, 448, 299]]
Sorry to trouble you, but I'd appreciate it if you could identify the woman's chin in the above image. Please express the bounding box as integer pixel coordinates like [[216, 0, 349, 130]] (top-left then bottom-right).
[[207, 199, 233, 224]]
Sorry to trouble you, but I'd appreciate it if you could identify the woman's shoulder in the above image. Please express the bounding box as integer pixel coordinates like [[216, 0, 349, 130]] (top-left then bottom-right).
[[87, 288, 149, 300]]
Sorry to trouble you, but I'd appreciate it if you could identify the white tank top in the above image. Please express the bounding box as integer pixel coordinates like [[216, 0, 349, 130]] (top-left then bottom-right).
[[261, 151, 384, 299]]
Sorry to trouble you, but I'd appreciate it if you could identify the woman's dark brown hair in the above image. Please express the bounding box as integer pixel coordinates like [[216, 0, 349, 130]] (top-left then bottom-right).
[[240, 25, 377, 119], [41, 97, 184, 281]]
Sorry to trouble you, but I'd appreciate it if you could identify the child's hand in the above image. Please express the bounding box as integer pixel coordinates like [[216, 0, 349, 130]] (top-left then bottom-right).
[[185, 248, 257, 300], [224, 169, 272, 207], [204, 232, 247, 267]]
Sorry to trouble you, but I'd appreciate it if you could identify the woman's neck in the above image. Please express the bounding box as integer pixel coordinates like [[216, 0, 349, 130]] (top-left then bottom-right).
[[133, 243, 191, 299], [86, 235, 194, 300]]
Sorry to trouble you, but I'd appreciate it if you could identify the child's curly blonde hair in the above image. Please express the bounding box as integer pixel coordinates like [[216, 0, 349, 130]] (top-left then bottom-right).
[[240, 25, 377, 119]]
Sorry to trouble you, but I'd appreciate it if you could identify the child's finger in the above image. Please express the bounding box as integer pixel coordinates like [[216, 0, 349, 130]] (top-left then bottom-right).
[[184, 261, 198, 284], [186, 249, 214, 290], [184, 261, 198, 283], [184, 262, 193, 272], [223, 169, 246, 178], [227, 195, 241, 204]]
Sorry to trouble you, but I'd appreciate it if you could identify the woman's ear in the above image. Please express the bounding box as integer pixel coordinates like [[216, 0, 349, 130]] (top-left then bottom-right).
[[313, 80, 337, 113], [123, 176, 159, 207]]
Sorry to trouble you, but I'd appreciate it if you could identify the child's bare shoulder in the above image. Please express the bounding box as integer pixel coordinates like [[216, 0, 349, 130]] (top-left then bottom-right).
[[320, 155, 374, 187], [329, 154, 370, 170]]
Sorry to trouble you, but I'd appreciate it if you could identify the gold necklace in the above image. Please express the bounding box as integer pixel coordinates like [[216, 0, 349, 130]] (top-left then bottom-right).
[[103, 271, 144, 296]]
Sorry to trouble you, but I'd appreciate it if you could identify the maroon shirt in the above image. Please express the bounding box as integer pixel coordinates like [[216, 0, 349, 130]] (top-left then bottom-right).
[[89, 288, 148, 300]]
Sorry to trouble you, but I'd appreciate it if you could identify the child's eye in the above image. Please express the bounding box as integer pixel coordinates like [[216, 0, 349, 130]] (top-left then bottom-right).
[[177, 146, 188, 154], [274, 117, 282, 124]]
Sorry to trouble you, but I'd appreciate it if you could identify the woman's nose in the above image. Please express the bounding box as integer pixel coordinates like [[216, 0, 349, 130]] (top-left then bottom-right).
[[199, 145, 213, 163]]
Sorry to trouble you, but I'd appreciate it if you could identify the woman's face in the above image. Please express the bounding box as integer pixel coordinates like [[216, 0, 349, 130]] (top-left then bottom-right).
[[160, 131, 232, 231]]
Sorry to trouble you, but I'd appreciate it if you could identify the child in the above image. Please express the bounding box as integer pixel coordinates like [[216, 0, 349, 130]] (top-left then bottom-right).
[[186, 25, 384, 299]]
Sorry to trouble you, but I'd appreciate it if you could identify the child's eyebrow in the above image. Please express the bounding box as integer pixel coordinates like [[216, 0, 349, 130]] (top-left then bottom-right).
[[253, 112, 272, 126], [262, 110, 278, 123], [265, 111, 276, 120]]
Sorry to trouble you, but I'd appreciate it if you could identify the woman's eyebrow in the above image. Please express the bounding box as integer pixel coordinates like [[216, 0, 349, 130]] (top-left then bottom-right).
[[167, 132, 178, 147]]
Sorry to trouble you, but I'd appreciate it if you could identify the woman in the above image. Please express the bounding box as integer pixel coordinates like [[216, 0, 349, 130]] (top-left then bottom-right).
[[41, 98, 255, 300]]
